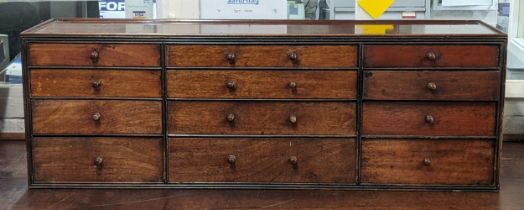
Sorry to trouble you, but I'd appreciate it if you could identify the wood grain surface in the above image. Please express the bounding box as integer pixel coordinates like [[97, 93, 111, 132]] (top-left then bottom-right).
[[29, 43, 160, 67], [167, 70, 357, 99], [169, 138, 356, 183], [361, 139, 494, 185], [166, 45, 357, 67], [363, 71, 500, 100], [364, 45, 499, 68], [168, 101, 356, 135], [32, 100, 162, 135], [32, 137, 163, 183], [31, 69, 161, 98], [362, 102, 496, 136]]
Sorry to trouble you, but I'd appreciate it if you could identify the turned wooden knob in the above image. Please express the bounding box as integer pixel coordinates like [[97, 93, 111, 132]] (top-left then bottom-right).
[[288, 51, 299, 63], [426, 82, 437, 91], [289, 156, 298, 165], [425, 51, 438, 61], [226, 113, 236, 122], [227, 154, 237, 164], [288, 81, 297, 90], [90, 49, 99, 64], [423, 158, 432, 166], [226, 53, 236, 64], [94, 156, 104, 168], [92, 112, 101, 121], [289, 115, 297, 124], [226, 80, 236, 90], [92, 80, 102, 89], [425, 115, 435, 124]]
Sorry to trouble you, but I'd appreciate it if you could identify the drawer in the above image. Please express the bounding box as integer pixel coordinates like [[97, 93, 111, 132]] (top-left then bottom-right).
[[168, 101, 356, 135], [169, 138, 356, 183], [167, 70, 357, 99], [364, 45, 499, 68], [362, 102, 496, 136], [361, 139, 494, 185], [32, 100, 162, 135], [166, 45, 357, 67], [31, 69, 162, 98], [363, 71, 500, 100], [33, 137, 163, 183], [29, 43, 160, 67]]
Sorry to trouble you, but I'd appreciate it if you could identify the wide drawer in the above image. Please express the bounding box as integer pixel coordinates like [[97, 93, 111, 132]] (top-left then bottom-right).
[[362, 102, 496, 136], [167, 70, 357, 99], [32, 100, 162, 135], [31, 69, 162, 98], [363, 71, 500, 100], [361, 139, 494, 185], [169, 138, 356, 183], [33, 137, 163, 183], [364, 45, 499, 68], [29, 43, 160, 67], [166, 45, 357, 67], [168, 101, 356, 135]]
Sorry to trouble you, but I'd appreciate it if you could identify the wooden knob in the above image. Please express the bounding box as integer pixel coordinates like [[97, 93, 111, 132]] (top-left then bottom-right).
[[426, 82, 437, 91], [425, 51, 438, 61], [92, 80, 102, 89], [227, 154, 237, 164], [288, 81, 297, 90], [94, 156, 104, 167], [289, 156, 298, 165], [288, 51, 299, 63], [226, 53, 236, 64], [289, 115, 297, 124], [425, 115, 435, 124], [90, 49, 99, 64], [226, 80, 236, 90], [423, 158, 432, 166], [92, 112, 101, 121], [226, 113, 236, 122]]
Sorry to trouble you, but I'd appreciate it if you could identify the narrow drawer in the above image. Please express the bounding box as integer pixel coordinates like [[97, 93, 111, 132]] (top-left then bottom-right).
[[363, 71, 500, 100], [33, 137, 163, 183], [364, 45, 499, 68], [166, 45, 357, 67], [31, 69, 161, 98], [362, 102, 496, 136], [169, 138, 356, 183], [167, 70, 357, 99], [29, 43, 160, 67], [361, 139, 494, 185], [32, 100, 162, 135], [168, 101, 356, 135]]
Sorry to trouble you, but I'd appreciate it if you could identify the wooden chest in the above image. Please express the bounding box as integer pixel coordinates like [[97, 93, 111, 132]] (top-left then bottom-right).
[[21, 19, 506, 190]]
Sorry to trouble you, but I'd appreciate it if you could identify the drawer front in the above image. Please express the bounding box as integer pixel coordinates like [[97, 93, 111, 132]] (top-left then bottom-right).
[[362, 102, 496, 136], [169, 138, 356, 183], [364, 45, 499, 68], [167, 70, 357, 99], [33, 137, 163, 183], [168, 101, 356, 135], [31, 69, 162, 98], [29, 43, 160, 67], [361, 139, 494, 185], [32, 100, 162, 135], [166, 45, 357, 67], [363, 71, 500, 100]]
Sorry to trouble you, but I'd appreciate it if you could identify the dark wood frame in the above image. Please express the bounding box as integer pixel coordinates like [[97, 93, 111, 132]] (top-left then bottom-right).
[[21, 18, 507, 190]]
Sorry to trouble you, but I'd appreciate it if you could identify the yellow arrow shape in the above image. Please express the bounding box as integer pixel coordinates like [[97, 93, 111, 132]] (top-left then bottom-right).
[[358, 0, 396, 19]]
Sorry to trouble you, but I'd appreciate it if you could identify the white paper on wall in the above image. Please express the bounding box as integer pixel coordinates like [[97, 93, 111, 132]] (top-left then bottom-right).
[[200, 0, 287, 19], [441, 0, 493, 6]]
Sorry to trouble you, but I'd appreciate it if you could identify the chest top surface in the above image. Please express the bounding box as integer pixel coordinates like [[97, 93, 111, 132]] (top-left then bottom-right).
[[21, 18, 505, 38]]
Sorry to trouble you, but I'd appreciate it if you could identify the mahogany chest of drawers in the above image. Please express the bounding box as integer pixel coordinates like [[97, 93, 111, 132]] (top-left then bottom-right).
[[21, 19, 507, 190]]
